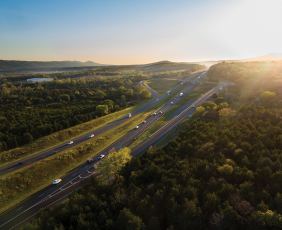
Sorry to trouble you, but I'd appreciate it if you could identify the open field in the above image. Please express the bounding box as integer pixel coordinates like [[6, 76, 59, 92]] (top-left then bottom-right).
[[147, 78, 180, 94], [0, 107, 133, 166], [0, 110, 150, 213]]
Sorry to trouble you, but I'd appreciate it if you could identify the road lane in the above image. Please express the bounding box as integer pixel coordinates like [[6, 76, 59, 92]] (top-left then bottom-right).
[[0, 72, 213, 229], [0, 72, 205, 175]]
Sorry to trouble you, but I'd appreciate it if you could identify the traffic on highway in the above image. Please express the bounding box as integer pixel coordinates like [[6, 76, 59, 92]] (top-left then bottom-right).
[[0, 71, 231, 229]]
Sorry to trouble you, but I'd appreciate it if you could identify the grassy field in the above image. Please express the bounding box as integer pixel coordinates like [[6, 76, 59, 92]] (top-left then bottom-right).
[[0, 107, 133, 166], [147, 78, 180, 94], [0, 111, 150, 213]]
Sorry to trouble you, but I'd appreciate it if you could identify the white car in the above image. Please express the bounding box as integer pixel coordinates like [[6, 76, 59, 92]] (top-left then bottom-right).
[[52, 178, 62, 185], [153, 112, 157, 116], [89, 134, 95, 138], [68, 140, 74, 145], [180, 92, 184, 96], [158, 111, 163, 114], [99, 154, 105, 159], [128, 113, 132, 118], [135, 125, 139, 129], [142, 120, 147, 124], [170, 101, 174, 104]]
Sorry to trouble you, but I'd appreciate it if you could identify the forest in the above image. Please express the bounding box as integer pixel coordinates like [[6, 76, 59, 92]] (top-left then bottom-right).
[[0, 62, 204, 151], [0, 76, 151, 150], [25, 62, 282, 229]]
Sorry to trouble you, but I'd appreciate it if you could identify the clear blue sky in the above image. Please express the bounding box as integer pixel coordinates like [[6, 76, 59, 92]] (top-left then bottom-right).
[[0, 0, 281, 64]]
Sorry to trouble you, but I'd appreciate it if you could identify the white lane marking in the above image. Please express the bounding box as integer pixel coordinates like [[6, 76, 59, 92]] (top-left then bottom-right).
[[2, 81, 216, 229]]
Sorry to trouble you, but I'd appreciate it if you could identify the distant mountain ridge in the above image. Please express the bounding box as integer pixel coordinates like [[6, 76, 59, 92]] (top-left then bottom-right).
[[0, 60, 101, 72]]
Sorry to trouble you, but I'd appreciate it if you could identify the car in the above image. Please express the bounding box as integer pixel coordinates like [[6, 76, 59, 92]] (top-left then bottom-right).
[[142, 120, 147, 124], [99, 154, 105, 159], [128, 113, 132, 118], [153, 112, 157, 116], [87, 158, 94, 163], [135, 125, 139, 129], [180, 92, 184, 96], [170, 101, 174, 104], [52, 178, 62, 185], [68, 140, 74, 145], [89, 134, 95, 138], [158, 111, 163, 114]]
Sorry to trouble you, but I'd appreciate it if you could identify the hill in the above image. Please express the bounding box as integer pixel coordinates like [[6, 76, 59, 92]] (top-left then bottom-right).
[[0, 60, 101, 72]]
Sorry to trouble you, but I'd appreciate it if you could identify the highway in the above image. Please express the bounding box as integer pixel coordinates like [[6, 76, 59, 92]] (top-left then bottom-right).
[[0, 71, 205, 175], [0, 71, 216, 229], [132, 85, 222, 156]]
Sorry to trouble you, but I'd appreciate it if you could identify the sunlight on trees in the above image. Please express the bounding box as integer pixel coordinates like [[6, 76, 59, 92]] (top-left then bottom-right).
[[96, 147, 132, 184]]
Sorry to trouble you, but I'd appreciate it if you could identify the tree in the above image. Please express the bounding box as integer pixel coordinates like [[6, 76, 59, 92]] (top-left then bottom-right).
[[23, 132, 33, 144], [195, 106, 205, 114], [140, 89, 151, 99], [96, 104, 109, 116], [116, 208, 143, 230], [96, 148, 132, 184], [59, 94, 70, 102], [217, 164, 234, 175], [104, 99, 115, 111]]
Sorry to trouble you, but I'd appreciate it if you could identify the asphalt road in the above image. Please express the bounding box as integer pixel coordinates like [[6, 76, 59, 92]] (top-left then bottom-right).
[[0, 72, 205, 175], [0, 71, 213, 229]]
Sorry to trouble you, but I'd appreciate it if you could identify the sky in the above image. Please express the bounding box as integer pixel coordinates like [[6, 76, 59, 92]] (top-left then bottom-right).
[[0, 0, 282, 64]]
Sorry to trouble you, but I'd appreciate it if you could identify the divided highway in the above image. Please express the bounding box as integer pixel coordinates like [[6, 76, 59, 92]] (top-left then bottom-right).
[[0, 71, 216, 229], [0, 71, 204, 175]]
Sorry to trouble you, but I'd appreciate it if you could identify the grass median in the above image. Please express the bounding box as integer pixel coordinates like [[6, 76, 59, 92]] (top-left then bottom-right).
[[0, 107, 133, 167], [0, 111, 150, 213]]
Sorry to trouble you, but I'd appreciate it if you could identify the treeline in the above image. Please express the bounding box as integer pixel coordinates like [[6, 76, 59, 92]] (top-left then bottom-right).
[[26, 94, 282, 229], [0, 77, 151, 151], [208, 61, 282, 101]]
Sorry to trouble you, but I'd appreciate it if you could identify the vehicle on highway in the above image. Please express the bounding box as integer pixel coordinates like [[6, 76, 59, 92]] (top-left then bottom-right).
[[170, 101, 174, 104], [68, 140, 74, 145], [89, 134, 95, 138], [180, 92, 184, 96], [153, 112, 157, 116], [158, 111, 163, 114], [142, 120, 147, 124], [52, 178, 62, 185], [98, 154, 105, 159], [87, 158, 94, 163], [128, 113, 132, 118], [135, 125, 139, 129]]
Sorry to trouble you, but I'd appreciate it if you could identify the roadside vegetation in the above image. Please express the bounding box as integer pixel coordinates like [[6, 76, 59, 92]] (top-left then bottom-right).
[[0, 76, 151, 151], [25, 61, 282, 229], [0, 111, 150, 213], [0, 107, 132, 166]]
